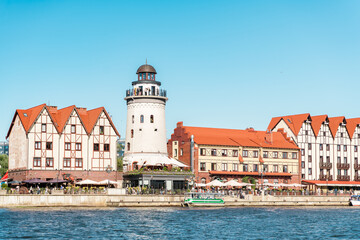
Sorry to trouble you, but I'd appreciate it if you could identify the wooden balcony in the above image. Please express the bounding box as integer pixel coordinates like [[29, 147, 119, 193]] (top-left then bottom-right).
[[337, 163, 350, 170], [319, 162, 332, 169], [319, 174, 333, 181], [337, 175, 350, 181], [354, 175, 360, 181], [354, 164, 360, 170]]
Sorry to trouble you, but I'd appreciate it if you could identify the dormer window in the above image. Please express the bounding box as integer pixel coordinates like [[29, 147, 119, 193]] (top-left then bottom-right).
[[23, 113, 28, 117], [150, 115, 154, 123], [140, 115, 144, 123]]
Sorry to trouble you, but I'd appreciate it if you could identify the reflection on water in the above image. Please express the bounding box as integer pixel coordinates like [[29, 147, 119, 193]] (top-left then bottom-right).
[[1, 207, 360, 239]]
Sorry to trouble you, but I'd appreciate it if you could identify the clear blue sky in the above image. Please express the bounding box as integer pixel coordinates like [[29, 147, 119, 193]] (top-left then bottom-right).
[[1, 0, 360, 141]]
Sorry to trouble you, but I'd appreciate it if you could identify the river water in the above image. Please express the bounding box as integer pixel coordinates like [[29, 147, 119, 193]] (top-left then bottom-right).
[[0, 207, 359, 239]]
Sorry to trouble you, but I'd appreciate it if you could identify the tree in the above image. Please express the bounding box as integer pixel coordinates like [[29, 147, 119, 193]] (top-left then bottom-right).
[[117, 157, 123, 172], [0, 154, 9, 177]]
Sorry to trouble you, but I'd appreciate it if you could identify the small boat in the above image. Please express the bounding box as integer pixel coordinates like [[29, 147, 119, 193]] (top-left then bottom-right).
[[349, 195, 360, 206], [182, 192, 224, 207]]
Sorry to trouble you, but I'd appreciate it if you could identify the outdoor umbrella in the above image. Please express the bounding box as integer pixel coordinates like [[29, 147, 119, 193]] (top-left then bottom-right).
[[195, 183, 206, 187], [224, 180, 250, 187], [288, 183, 307, 188], [98, 179, 118, 185], [206, 179, 225, 187], [23, 178, 47, 184], [76, 179, 100, 185]]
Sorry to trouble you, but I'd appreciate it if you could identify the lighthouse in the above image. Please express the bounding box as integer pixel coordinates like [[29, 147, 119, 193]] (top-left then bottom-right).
[[123, 63, 181, 171]]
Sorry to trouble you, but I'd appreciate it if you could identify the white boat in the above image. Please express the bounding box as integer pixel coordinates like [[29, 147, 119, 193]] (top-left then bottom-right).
[[349, 195, 360, 206]]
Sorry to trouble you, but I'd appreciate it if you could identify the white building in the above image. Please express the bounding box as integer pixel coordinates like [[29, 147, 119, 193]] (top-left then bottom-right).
[[6, 104, 120, 181], [123, 63, 186, 171], [268, 114, 360, 185]]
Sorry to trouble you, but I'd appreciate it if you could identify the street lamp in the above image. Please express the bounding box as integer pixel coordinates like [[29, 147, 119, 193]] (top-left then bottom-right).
[[106, 165, 112, 189]]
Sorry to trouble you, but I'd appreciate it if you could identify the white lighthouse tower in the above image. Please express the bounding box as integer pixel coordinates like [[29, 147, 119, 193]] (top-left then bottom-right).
[[123, 63, 182, 171]]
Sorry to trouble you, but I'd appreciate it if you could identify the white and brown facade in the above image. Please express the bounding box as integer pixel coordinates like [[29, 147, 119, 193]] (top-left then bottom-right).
[[268, 114, 360, 187], [6, 104, 121, 181]]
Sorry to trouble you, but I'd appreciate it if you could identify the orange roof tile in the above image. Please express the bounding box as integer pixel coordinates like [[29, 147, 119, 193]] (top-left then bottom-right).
[[311, 115, 328, 137], [7, 104, 120, 138], [346, 118, 360, 139], [328, 116, 345, 138], [267, 113, 310, 136], [182, 126, 298, 150]]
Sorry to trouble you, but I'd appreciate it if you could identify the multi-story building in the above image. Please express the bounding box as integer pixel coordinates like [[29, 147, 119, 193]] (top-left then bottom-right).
[[267, 114, 360, 186], [6, 104, 121, 182], [168, 122, 300, 185], [0, 141, 9, 155]]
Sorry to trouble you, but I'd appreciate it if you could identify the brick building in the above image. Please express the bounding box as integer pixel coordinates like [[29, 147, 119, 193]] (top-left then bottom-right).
[[6, 104, 121, 182], [168, 122, 301, 185]]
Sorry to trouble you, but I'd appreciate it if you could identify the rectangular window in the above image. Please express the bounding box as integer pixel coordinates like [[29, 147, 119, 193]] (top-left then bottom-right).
[[338, 169, 341, 176], [355, 146, 358, 152], [283, 165, 288, 173], [273, 152, 278, 159], [211, 149, 217, 156], [35, 141, 41, 150], [337, 145, 341, 151], [344, 157, 347, 164], [46, 142, 52, 150], [200, 162, 206, 171], [320, 144, 323, 150], [243, 164, 248, 172], [180, 148, 183, 156], [221, 149, 227, 156], [308, 155, 312, 162], [301, 149, 305, 156], [211, 163, 217, 171], [309, 168, 312, 175], [65, 142, 71, 150], [323, 132, 326, 136], [305, 130, 308, 135], [344, 145, 347, 152], [94, 143, 99, 151], [233, 163, 239, 171], [326, 144, 330, 151], [104, 144, 110, 151], [75, 158, 83, 168], [243, 150, 248, 157], [320, 156, 323, 163], [33, 157, 41, 167], [233, 150, 238, 157], [273, 165, 278, 173], [71, 125, 76, 133], [282, 152, 288, 159], [76, 143, 81, 151], [253, 164, 258, 172], [301, 161, 305, 168], [355, 157, 358, 165], [263, 151, 268, 158], [221, 163, 228, 171], [100, 126, 104, 135], [292, 152, 297, 159], [337, 157, 341, 163], [41, 124, 46, 133], [46, 158, 53, 167], [253, 151, 258, 158], [200, 148, 206, 156], [63, 158, 71, 167], [263, 164, 268, 172], [308, 143, 312, 150], [174, 149, 178, 157]]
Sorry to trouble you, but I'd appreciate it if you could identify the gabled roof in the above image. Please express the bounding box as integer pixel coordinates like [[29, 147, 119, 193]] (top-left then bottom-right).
[[267, 113, 310, 136], [6, 104, 120, 138], [346, 118, 360, 139], [328, 116, 346, 138], [311, 115, 328, 137], [181, 125, 298, 150]]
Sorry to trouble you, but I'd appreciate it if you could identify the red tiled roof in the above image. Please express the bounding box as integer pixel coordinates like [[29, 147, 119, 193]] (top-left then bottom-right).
[[311, 115, 328, 137], [328, 116, 345, 138], [267, 113, 310, 136], [7, 104, 120, 138], [346, 118, 360, 139], [209, 171, 292, 177], [183, 126, 298, 150]]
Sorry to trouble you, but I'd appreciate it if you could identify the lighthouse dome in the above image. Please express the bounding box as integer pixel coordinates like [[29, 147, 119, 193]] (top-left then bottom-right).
[[136, 64, 157, 74]]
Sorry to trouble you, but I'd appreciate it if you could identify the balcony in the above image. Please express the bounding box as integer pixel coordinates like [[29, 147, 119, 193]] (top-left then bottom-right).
[[354, 164, 360, 170], [337, 163, 350, 170], [319, 174, 333, 181], [354, 175, 360, 181], [337, 175, 350, 181], [125, 89, 167, 98], [319, 162, 332, 169]]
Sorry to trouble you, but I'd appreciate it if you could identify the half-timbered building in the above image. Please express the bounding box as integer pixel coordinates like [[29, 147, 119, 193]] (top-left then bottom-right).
[[6, 104, 121, 182]]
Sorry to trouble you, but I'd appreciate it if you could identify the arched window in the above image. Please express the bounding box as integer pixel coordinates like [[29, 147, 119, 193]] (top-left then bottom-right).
[[131, 129, 134, 138], [127, 142, 130, 151], [132, 115, 134, 124], [150, 115, 154, 123], [140, 115, 144, 123], [201, 178, 206, 184]]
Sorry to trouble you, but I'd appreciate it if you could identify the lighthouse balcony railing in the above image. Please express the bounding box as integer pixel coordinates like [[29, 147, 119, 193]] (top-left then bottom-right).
[[126, 89, 167, 97]]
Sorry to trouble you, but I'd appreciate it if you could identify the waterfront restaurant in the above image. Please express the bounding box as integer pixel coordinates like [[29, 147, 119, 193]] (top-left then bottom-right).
[[167, 122, 301, 186]]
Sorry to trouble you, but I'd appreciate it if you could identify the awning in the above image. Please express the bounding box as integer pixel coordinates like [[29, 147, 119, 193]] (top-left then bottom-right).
[[23, 178, 48, 184], [76, 179, 100, 185], [302, 180, 360, 187], [0, 171, 8, 182]]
